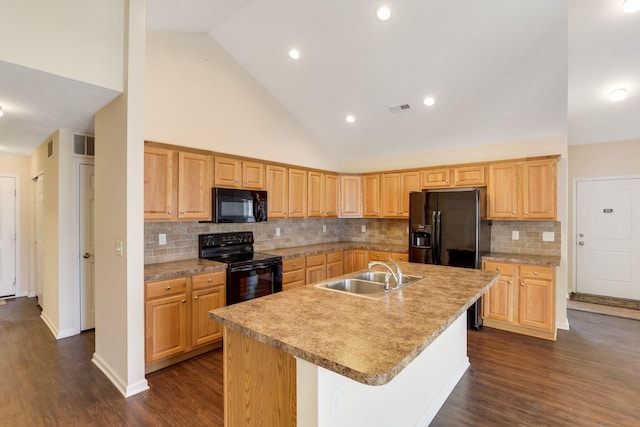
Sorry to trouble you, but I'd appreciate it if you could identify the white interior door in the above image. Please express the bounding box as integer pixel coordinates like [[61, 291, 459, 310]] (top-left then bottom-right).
[[0, 176, 17, 297], [576, 178, 640, 300], [80, 164, 95, 330], [35, 175, 44, 304]]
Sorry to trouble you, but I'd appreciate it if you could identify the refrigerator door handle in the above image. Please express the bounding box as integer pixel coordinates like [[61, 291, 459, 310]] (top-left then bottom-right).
[[435, 211, 442, 264], [432, 211, 438, 264]]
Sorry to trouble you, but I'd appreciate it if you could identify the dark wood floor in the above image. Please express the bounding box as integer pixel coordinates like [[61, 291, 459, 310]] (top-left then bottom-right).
[[2, 297, 639, 426]]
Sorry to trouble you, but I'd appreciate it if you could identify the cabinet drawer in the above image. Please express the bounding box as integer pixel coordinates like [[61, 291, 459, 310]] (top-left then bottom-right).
[[283, 281, 305, 292], [368, 250, 389, 262], [283, 270, 305, 284], [326, 251, 343, 263], [390, 252, 407, 262], [483, 261, 514, 276], [146, 277, 188, 299], [519, 265, 554, 280], [283, 257, 305, 271], [192, 270, 225, 290], [306, 254, 326, 268]]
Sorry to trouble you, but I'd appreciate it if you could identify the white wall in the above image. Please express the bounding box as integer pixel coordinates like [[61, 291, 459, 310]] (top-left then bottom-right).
[[93, 0, 148, 398], [145, 32, 340, 171], [0, 0, 124, 91], [0, 153, 32, 297]]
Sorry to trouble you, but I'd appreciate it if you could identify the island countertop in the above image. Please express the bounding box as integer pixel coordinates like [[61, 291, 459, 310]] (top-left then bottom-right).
[[209, 262, 498, 386]]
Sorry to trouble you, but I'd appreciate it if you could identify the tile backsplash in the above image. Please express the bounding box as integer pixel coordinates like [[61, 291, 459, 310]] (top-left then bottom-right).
[[144, 218, 560, 264]]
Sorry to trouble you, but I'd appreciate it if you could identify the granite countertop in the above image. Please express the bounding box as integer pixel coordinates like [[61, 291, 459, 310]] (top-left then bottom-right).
[[264, 242, 408, 259], [209, 262, 498, 386], [483, 252, 561, 266], [144, 259, 226, 282]]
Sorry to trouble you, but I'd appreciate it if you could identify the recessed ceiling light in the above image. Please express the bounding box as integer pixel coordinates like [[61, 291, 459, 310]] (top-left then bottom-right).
[[288, 49, 300, 60], [623, 0, 640, 13], [376, 6, 391, 21], [345, 115, 356, 123], [609, 88, 628, 102], [423, 97, 436, 106], [0, 106, 4, 117]]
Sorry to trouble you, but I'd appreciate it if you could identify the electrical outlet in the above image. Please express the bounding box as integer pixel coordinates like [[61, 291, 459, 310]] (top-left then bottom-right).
[[361, 225, 366, 233], [276, 227, 281, 237], [542, 231, 555, 242], [322, 224, 327, 233], [159, 234, 166, 245], [512, 230, 519, 240]]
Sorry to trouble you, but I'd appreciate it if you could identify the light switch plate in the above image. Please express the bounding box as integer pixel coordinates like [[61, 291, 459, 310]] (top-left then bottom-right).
[[361, 225, 366, 233], [512, 230, 519, 240], [543, 231, 555, 242], [159, 234, 166, 245], [276, 227, 281, 237], [115, 239, 123, 257], [322, 224, 327, 233]]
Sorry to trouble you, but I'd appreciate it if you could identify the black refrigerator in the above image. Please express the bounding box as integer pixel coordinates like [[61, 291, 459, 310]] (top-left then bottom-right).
[[408, 188, 491, 329]]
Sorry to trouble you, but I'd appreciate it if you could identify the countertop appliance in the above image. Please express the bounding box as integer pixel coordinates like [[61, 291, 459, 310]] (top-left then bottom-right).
[[409, 188, 491, 329], [211, 187, 267, 223], [198, 231, 282, 305]]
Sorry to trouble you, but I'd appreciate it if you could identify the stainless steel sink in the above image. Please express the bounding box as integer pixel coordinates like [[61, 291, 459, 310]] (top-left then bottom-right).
[[352, 271, 424, 286], [318, 278, 386, 299]]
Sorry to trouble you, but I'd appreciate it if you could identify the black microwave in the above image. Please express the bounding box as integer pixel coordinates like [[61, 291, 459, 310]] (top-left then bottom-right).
[[212, 187, 267, 223]]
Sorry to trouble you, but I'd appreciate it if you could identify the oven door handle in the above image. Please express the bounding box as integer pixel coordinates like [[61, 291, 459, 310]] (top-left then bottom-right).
[[229, 262, 273, 272]]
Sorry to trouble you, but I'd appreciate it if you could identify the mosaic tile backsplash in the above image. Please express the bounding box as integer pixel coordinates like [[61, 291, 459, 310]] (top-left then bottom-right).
[[144, 218, 560, 264]]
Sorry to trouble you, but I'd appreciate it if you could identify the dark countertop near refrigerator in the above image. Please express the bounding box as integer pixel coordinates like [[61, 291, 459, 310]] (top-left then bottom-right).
[[263, 242, 407, 259], [483, 252, 561, 266], [144, 259, 226, 282], [210, 262, 499, 386]]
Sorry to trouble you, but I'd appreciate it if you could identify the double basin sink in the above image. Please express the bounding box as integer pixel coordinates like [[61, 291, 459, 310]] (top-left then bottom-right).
[[316, 271, 423, 299]]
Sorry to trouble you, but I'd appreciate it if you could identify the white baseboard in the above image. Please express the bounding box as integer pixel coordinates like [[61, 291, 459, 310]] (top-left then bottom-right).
[[40, 311, 80, 339], [27, 291, 36, 297], [92, 352, 149, 398], [556, 319, 570, 331], [416, 357, 470, 427]]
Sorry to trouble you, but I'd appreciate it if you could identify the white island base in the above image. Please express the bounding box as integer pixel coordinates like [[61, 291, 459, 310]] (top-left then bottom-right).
[[297, 313, 468, 427]]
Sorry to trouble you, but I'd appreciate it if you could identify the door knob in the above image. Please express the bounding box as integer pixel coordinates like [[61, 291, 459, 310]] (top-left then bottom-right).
[[83, 253, 91, 259], [579, 233, 584, 238], [578, 241, 584, 246]]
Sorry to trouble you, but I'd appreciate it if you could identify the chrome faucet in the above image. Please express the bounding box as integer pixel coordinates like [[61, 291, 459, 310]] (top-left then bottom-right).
[[367, 258, 404, 291]]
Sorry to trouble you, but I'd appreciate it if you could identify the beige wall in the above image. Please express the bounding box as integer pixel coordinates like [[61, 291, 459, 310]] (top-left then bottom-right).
[[0, 153, 32, 297], [0, 0, 124, 91], [144, 32, 340, 171], [567, 138, 640, 292]]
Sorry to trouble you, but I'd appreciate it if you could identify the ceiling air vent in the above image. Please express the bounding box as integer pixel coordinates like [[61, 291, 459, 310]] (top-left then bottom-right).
[[388, 103, 412, 113]]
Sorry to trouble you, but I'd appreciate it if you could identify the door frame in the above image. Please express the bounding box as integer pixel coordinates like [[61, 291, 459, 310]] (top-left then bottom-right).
[[572, 175, 640, 294], [0, 174, 20, 297]]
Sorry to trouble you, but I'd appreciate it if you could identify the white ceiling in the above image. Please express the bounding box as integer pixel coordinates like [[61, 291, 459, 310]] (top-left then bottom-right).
[[1, 0, 638, 158]]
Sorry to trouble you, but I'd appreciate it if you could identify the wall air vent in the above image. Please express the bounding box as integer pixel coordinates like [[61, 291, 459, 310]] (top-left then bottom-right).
[[388, 103, 412, 113], [47, 140, 54, 159], [73, 133, 95, 157]]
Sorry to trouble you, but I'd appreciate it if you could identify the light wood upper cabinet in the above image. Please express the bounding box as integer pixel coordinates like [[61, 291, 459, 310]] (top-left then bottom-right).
[[266, 165, 288, 219], [144, 146, 212, 221], [362, 174, 381, 217], [421, 165, 486, 189], [214, 157, 265, 190], [288, 168, 307, 218], [308, 172, 339, 217], [339, 175, 362, 218], [381, 171, 419, 217], [144, 146, 175, 221], [488, 159, 556, 220]]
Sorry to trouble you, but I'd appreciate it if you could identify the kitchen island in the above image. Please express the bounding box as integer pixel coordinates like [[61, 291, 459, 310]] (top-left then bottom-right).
[[210, 262, 498, 427]]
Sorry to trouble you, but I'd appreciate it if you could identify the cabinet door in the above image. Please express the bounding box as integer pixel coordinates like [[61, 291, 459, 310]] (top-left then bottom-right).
[[192, 285, 225, 347], [362, 174, 381, 217], [144, 146, 176, 220], [306, 265, 326, 284], [324, 174, 339, 217], [178, 152, 212, 220], [521, 160, 556, 220], [421, 168, 450, 188], [326, 261, 344, 279], [266, 165, 288, 218], [381, 173, 402, 217], [353, 250, 368, 271], [518, 266, 554, 331], [339, 175, 362, 217], [242, 161, 265, 190], [488, 163, 519, 219], [453, 165, 486, 187], [214, 157, 241, 188], [288, 168, 307, 218], [400, 171, 420, 216], [307, 171, 324, 217], [145, 293, 188, 363], [482, 262, 514, 323], [343, 250, 354, 274]]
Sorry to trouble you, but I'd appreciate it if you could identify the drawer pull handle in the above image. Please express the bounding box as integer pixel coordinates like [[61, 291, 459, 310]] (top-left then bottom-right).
[[208, 278, 213, 282], [534, 271, 539, 275], [520, 282, 525, 287], [194, 296, 199, 300], [508, 280, 513, 285], [165, 286, 171, 290], [496, 267, 501, 271], [182, 299, 186, 303]]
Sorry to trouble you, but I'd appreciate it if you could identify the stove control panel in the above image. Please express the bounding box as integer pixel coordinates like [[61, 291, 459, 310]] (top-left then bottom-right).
[[199, 231, 254, 249]]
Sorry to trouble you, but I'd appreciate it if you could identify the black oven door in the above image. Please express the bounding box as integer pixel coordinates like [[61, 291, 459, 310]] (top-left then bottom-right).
[[226, 260, 282, 305]]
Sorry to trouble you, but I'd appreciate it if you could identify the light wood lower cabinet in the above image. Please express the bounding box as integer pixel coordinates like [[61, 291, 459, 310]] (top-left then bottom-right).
[[482, 261, 556, 340], [282, 257, 305, 291], [326, 251, 344, 279], [145, 270, 226, 373], [306, 254, 326, 284]]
